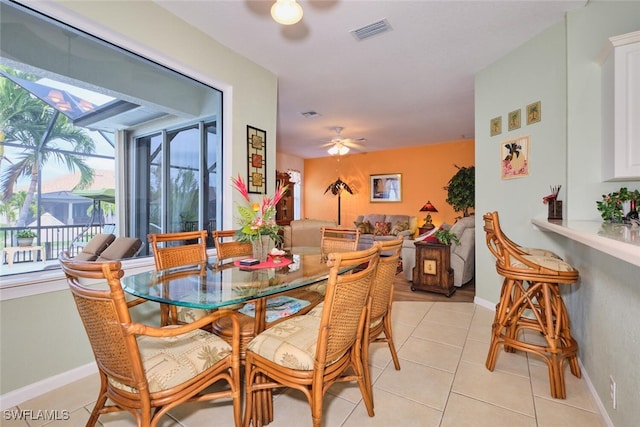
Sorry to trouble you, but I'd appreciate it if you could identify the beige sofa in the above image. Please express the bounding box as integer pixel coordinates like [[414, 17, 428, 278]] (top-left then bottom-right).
[[282, 219, 337, 251], [354, 213, 418, 249], [401, 215, 475, 287]]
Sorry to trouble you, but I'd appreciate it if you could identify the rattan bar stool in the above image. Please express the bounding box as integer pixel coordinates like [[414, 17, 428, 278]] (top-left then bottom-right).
[[483, 211, 581, 399]]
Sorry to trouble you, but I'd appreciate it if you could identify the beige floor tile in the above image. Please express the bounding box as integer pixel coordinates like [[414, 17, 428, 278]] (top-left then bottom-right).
[[367, 339, 399, 369], [374, 359, 454, 411], [265, 388, 356, 427], [326, 364, 383, 404], [452, 360, 535, 417], [460, 337, 491, 366], [529, 363, 597, 412], [422, 306, 473, 329], [385, 319, 415, 350], [390, 301, 433, 328], [166, 398, 238, 427], [343, 388, 443, 427], [534, 395, 606, 427], [18, 374, 100, 419], [411, 320, 469, 348], [398, 336, 462, 373], [432, 301, 476, 316], [485, 345, 530, 378], [441, 392, 537, 427], [0, 408, 31, 427], [7, 302, 611, 427], [39, 407, 92, 427]]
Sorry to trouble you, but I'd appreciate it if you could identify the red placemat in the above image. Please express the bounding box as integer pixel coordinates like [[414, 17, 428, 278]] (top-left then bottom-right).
[[233, 256, 292, 270]]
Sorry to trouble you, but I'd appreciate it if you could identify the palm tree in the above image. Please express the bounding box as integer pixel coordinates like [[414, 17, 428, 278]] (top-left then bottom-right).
[[0, 68, 96, 227]]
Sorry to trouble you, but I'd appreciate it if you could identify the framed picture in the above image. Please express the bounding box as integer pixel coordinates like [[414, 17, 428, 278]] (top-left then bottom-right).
[[526, 101, 541, 125], [490, 116, 502, 136], [247, 125, 266, 194], [501, 135, 530, 180], [370, 173, 402, 202], [508, 109, 521, 131]]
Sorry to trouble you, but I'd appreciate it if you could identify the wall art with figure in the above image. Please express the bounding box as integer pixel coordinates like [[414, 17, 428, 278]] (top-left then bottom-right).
[[501, 136, 530, 179]]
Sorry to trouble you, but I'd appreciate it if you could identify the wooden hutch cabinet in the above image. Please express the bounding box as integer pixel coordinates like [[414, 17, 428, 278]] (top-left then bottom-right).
[[275, 170, 294, 226], [411, 241, 455, 296]]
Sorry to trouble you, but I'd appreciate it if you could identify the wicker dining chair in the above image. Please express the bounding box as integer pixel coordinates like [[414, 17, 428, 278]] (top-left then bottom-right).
[[58, 251, 242, 427], [213, 230, 253, 268], [242, 244, 381, 427], [148, 230, 209, 326], [307, 237, 403, 403], [319, 226, 360, 259], [362, 237, 403, 397]]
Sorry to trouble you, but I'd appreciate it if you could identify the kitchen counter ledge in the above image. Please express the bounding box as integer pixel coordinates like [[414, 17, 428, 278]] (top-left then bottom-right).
[[532, 218, 640, 268]]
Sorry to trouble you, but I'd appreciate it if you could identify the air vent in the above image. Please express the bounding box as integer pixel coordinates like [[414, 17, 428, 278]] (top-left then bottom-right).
[[301, 111, 321, 119], [350, 19, 392, 41]]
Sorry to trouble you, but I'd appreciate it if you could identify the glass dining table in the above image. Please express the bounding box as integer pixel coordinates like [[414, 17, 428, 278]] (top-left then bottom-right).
[[121, 251, 346, 426], [120, 251, 339, 334]]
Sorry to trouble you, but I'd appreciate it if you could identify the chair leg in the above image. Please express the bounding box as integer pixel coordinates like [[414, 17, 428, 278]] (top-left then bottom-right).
[[86, 375, 109, 427], [383, 315, 401, 370]]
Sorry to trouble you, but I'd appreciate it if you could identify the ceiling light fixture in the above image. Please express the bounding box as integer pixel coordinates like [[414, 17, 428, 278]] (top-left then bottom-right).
[[271, 0, 303, 25], [328, 142, 349, 156]]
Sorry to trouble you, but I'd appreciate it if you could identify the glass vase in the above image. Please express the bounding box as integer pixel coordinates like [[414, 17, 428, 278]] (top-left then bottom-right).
[[252, 235, 274, 263]]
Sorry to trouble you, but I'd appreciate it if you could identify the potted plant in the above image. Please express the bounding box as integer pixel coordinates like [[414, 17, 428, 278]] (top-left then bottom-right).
[[596, 187, 640, 222], [16, 229, 37, 246], [434, 228, 460, 246], [444, 165, 475, 217]]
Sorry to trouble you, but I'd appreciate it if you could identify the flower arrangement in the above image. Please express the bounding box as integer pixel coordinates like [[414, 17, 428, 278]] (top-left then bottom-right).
[[596, 187, 640, 222], [231, 174, 288, 243]]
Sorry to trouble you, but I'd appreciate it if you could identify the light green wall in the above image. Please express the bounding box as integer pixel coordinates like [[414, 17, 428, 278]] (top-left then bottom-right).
[[476, 1, 640, 425], [564, 3, 640, 426], [475, 21, 570, 305], [1, 0, 277, 396]]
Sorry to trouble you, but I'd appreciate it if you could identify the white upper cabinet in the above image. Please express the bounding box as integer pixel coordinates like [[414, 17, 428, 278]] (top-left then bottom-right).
[[600, 31, 640, 181]]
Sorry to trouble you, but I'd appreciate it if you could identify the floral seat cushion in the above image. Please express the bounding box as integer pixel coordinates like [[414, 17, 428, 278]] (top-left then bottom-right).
[[109, 327, 231, 394], [246, 315, 324, 370]]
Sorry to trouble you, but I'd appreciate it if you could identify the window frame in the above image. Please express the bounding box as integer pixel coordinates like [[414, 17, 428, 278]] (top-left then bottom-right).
[[0, 0, 232, 296]]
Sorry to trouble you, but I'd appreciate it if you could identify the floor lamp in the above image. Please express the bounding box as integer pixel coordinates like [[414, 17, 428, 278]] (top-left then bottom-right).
[[324, 178, 353, 225]]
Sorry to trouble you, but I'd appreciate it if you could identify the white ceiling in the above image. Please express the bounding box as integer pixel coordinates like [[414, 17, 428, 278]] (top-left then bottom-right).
[[156, 0, 586, 159]]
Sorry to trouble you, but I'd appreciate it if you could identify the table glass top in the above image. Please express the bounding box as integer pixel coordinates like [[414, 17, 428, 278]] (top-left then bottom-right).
[[120, 252, 336, 309]]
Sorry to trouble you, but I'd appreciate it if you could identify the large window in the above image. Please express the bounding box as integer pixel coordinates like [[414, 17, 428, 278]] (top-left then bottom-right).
[[0, 0, 223, 274], [131, 120, 221, 255]]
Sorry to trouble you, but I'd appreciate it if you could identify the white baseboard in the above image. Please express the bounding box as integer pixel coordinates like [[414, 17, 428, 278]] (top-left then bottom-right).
[[0, 362, 97, 410]]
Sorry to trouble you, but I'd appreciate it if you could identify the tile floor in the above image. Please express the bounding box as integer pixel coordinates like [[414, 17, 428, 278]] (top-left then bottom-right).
[[5, 301, 607, 426]]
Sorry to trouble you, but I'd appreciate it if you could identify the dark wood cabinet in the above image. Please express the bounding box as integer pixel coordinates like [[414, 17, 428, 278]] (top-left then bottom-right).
[[275, 171, 294, 226], [411, 241, 455, 296]]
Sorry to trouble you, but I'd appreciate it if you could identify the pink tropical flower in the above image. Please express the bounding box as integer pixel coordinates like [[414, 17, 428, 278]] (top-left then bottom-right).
[[231, 174, 288, 242]]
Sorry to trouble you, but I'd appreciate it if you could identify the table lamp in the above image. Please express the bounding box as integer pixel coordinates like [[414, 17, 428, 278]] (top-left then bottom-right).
[[419, 200, 438, 229]]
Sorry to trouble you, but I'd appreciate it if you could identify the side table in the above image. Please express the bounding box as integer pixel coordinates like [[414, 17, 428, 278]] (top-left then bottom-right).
[[411, 241, 455, 296], [2, 246, 46, 268]]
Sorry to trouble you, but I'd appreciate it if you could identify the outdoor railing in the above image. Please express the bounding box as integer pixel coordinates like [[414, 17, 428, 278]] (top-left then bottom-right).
[[1, 221, 216, 266], [0, 224, 115, 264]]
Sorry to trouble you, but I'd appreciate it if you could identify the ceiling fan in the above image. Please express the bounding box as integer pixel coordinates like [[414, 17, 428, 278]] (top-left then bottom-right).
[[321, 127, 366, 156]]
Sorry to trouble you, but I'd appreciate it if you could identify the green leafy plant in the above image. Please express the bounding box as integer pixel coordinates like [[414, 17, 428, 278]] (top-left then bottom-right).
[[596, 187, 640, 222], [16, 229, 37, 238], [444, 165, 475, 217], [434, 228, 460, 246]]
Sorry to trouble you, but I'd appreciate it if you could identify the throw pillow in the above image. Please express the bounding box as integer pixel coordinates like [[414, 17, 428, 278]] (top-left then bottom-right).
[[390, 221, 409, 236], [374, 221, 391, 236], [354, 221, 374, 234]]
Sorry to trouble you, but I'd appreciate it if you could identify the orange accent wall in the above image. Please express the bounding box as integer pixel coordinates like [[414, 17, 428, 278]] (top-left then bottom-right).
[[303, 139, 475, 228]]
